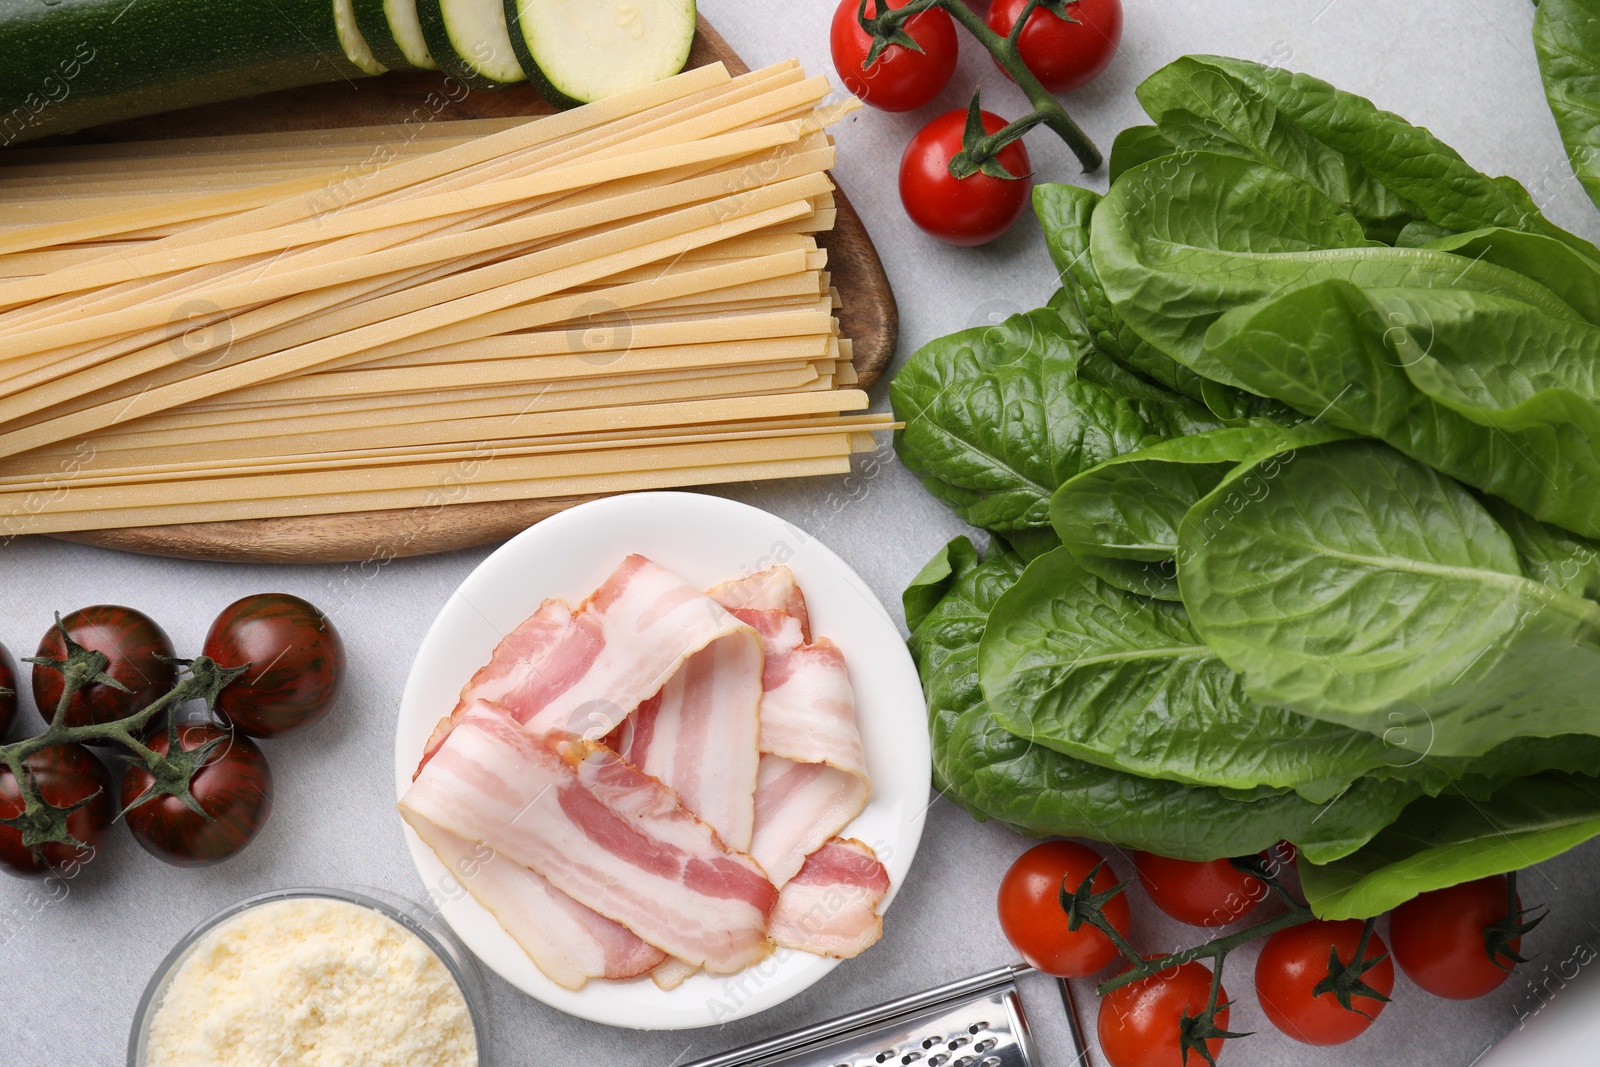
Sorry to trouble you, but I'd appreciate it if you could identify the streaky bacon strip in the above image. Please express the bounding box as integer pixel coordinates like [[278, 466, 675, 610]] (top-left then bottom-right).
[[616, 629, 764, 852], [758, 637, 868, 780], [769, 838, 890, 959], [418, 597, 575, 777], [400, 700, 777, 974], [709, 568, 811, 641], [749, 755, 869, 888], [410, 820, 666, 989]]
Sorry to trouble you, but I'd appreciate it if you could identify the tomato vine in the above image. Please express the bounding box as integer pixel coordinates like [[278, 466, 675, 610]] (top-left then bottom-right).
[[0, 616, 248, 861], [855, 0, 1103, 174]]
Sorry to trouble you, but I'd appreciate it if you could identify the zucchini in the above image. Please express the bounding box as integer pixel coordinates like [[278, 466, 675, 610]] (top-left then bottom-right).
[[0, 0, 369, 145], [506, 0, 695, 108], [417, 0, 527, 91], [334, 0, 390, 74], [352, 0, 439, 71]]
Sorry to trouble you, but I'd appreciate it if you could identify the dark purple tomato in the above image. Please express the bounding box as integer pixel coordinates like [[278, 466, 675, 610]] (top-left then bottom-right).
[[32, 605, 176, 730], [202, 594, 345, 739], [0, 743, 113, 877], [0, 646, 16, 739], [121, 722, 273, 867]]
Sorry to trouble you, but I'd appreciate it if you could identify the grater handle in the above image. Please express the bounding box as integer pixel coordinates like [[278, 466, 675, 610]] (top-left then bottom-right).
[[1057, 978, 1091, 1066], [679, 963, 1033, 1067]]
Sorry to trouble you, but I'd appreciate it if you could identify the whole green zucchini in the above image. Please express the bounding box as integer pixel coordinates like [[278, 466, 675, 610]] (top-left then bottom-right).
[[0, 0, 371, 145]]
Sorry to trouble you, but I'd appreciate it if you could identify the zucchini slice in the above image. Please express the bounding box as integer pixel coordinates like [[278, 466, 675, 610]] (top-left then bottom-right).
[[353, 0, 439, 70], [506, 0, 695, 108], [417, 0, 527, 90], [334, 0, 390, 74], [0, 0, 368, 145]]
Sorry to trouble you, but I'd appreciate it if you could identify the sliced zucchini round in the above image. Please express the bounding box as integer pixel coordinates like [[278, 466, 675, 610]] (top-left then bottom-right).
[[334, 0, 390, 75], [353, 0, 437, 70], [418, 0, 528, 90], [507, 0, 696, 109]]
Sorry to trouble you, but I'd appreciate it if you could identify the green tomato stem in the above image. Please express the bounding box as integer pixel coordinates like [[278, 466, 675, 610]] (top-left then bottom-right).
[[858, 0, 1102, 172]]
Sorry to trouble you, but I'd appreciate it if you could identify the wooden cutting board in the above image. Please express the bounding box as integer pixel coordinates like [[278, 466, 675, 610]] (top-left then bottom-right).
[[45, 17, 898, 565]]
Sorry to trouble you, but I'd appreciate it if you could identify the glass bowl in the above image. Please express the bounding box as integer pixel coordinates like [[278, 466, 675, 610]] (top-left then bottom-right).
[[127, 885, 491, 1066]]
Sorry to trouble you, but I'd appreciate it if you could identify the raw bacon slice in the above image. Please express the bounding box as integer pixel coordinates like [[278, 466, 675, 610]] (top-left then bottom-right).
[[758, 638, 868, 781], [769, 838, 890, 959], [419, 555, 754, 774], [748, 755, 869, 889], [400, 701, 777, 974], [709, 568, 811, 640], [412, 822, 665, 989], [417, 597, 575, 776], [649, 957, 700, 992], [615, 629, 764, 852]]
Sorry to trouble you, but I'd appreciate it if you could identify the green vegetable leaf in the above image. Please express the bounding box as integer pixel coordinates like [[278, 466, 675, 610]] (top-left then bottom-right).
[[1186, 55, 1600, 263], [1178, 439, 1600, 756], [1050, 423, 1348, 566], [890, 306, 1213, 534], [1135, 56, 1421, 242], [1301, 773, 1600, 919], [1203, 278, 1600, 537], [978, 548, 1443, 802], [1108, 125, 1180, 182], [1534, 0, 1600, 214], [1093, 154, 1581, 386], [1035, 184, 1209, 401], [907, 538, 1422, 860]]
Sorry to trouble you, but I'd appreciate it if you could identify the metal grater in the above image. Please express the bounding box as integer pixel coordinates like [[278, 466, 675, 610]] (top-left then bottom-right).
[[680, 963, 1086, 1067]]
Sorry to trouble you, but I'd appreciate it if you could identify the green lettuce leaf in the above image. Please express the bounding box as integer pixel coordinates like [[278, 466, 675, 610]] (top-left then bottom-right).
[[1203, 278, 1600, 537], [1187, 55, 1600, 262], [1301, 772, 1600, 919], [1178, 439, 1600, 756], [908, 537, 1422, 861], [890, 306, 1213, 534], [1534, 0, 1600, 214], [978, 547, 1447, 802], [1092, 154, 1582, 387]]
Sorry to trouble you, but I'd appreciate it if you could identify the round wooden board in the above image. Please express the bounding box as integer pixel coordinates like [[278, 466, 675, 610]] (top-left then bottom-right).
[[45, 17, 898, 565]]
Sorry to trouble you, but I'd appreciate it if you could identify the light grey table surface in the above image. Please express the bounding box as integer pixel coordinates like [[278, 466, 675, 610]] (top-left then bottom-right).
[[3, 2, 1599, 1064]]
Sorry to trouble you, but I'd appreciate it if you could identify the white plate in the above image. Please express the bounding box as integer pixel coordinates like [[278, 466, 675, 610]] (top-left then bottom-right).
[[393, 492, 930, 1030]]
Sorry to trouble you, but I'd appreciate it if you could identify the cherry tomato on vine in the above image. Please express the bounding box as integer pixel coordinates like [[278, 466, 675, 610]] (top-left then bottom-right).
[[203, 593, 345, 739], [1099, 960, 1229, 1067], [0, 646, 16, 739], [984, 0, 1123, 93], [1130, 851, 1265, 927], [1255, 919, 1393, 1045], [1390, 876, 1524, 999], [899, 108, 1032, 246], [997, 840, 1130, 976], [829, 0, 958, 112], [0, 743, 113, 877], [121, 722, 273, 867], [32, 605, 176, 731]]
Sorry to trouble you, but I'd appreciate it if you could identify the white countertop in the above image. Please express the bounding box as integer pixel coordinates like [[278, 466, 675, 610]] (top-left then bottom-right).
[[3, 1, 1598, 1064]]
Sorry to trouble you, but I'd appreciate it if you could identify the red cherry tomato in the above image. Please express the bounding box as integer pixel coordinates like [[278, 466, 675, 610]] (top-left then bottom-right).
[[1099, 961, 1229, 1067], [1390, 876, 1522, 999], [1255, 919, 1394, 1045], [1130, 851, 1265, 927], [203, 593, 345, 739], [997, 840, 1130, 977], [899, 109, 1032, 246], [121, 722, 274, 867], [0, 646, 16, 739], [984, 0, 1123, 93], [32, 605, 176, 731], [829, 0, 958, 112], [0, 743, 113, 877]]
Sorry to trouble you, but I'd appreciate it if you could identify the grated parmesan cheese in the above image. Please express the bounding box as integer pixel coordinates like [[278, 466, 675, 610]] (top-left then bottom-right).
[[146, 897, 477, 1067]]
